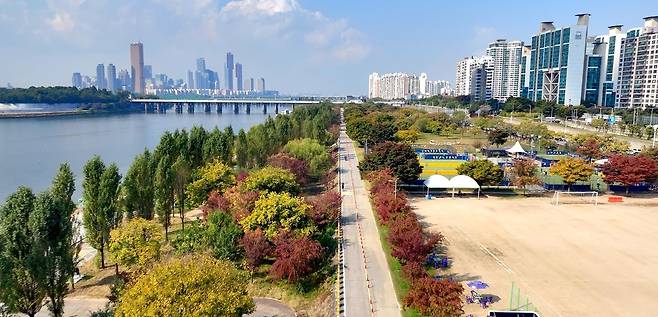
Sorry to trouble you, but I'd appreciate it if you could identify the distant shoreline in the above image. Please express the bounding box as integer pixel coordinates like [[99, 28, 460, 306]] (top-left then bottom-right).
[[0, 110, 88, 119]]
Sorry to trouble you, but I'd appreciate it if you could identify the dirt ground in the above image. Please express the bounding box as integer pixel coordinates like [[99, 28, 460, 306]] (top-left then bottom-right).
[[410, 195, 658, 317]]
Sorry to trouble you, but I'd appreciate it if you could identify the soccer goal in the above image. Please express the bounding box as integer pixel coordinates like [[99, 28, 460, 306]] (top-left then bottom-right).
[[552, 191, 599, 206]]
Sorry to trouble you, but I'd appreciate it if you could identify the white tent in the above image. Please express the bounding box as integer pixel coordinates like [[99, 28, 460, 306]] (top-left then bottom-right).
[[423, 174, 481, 198], [506, 141, 527, 155]]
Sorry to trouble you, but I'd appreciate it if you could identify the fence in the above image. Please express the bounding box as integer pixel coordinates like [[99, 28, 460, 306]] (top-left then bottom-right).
[[509, 282, 540, 313]]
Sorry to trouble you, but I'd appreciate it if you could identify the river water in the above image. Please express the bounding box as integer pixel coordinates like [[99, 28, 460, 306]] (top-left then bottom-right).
[[0, 107, 289, 200]]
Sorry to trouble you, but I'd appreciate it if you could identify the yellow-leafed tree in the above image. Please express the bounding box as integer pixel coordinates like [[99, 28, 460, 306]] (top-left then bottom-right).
[[115, 254, 254, 316], [108, 218, 163, 271], [550, 157, 594, 190]]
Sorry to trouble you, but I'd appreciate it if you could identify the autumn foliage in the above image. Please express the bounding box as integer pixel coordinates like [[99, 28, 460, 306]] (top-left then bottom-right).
[[403, 277, 464, 317], [306, 191, 342, 226], [270, 233, 323, 282], [267, 153, 309, 185], [602, 155, 657, 193], [241, 229, 272, 273]]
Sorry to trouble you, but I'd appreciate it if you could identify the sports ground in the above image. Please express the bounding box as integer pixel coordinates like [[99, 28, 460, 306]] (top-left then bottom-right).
[[410, 195, 658, 317]]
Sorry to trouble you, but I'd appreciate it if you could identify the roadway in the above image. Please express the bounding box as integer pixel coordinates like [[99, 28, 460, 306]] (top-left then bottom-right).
[[339, 109, 401, 317]]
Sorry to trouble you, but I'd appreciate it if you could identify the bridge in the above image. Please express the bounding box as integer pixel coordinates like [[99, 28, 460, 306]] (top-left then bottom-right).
[[130, 98, 322, 114]]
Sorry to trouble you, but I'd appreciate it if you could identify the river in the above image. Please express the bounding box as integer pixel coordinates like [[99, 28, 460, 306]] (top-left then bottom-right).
[[0, 107, 290, 200]]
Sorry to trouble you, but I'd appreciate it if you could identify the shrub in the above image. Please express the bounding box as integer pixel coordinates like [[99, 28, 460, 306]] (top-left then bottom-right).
[[241, 229, 272, 273], [403, 277, 464, 317], [270, 233, 323, 282], [243, 166, 300, 195], [267, 153, 309, 185], [306, 191, 342, 226]]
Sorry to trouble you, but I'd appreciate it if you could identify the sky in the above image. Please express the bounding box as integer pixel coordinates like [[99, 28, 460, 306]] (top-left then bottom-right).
[[1, 0, 657, 96]]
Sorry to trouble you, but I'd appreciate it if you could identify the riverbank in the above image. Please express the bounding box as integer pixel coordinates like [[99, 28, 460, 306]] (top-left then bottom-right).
[[0, 102, 143, 119], [0, 110, 87, 118]]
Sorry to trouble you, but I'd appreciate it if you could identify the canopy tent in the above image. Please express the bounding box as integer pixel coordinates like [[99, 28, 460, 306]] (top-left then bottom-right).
[[506, 141, 527, 155], [423, 174, 481, 198]]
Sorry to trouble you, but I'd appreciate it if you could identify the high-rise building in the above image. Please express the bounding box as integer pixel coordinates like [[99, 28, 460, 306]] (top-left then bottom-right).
[[368, 73, 380, 98], [616, 16, 658, 109], [236, 63, 243, 91], [249, 78, 255, 91], [519, 46, 532, 98], [72, 72, 82, 89], [143, 65, 153, 81], [117, 69, 131, 91], [455, 56, 493, 99], [96, 64, 106, 90], [130, 42, 145, 94], [526, 14, 590, 105], [257, 77, 265, 92], [196, 58, 206, 72], [187, 70, 195, 89], [486, 39, 524, 101], [591, 25, 626, 107], [107, 64, 117, 92], [225, 52, 234, 91], [370, 72, 449, 99]]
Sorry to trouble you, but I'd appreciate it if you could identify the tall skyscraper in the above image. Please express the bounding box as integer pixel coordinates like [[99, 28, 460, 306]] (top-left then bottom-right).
[[519, 46, 532, 98], [249, 78, 255, 91], [143, 65, 153, 81], [106, 64, 117, 92], [130, 42, 145, 94], [616, 16, 658, 109], [196, 58, 206, 72], [368, 73, 380, 98], [195, 58, 208, 89], [72, 72, 82, 89], [486, 39, 524, 101], [526, 14, 590, 105], [235, 63, 243, 91], [591, 25, 626, 107], [118, 69, 131, 91], [257, 77, 265, 92], [96, 64, 106, 90], [455, 56, 493, 99], [187, 70, 195, 89], [225, 52, 234, 91]]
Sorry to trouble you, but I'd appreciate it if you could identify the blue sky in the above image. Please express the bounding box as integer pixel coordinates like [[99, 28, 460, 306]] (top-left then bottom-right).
[[1, 0, 656, 95]]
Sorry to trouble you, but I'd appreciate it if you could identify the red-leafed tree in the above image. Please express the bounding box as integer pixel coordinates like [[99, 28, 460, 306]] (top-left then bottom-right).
[[366, 169, 396, 196], [240, 229, 272, 273], [402, 261, 428, 281], [224, 187, 259, 221], [306, 191, 342, 226], [201, 191, 231, 219], [576, 138, 602, 160], [267, 153, 309, 185], [601, 155, 658, 193], [403, 277, 464, 317], [270, 233, 323, 282], [236, 171, 250, 184], [372, 192, 410, 224], [388, 213, 441, 264]]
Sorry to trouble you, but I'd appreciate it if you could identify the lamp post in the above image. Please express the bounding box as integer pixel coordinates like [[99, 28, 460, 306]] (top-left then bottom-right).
[[652, 125, 658, 148], [389, 178, 398, 199]]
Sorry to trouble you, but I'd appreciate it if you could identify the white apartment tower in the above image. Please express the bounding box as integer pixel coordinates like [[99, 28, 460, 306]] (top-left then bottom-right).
[[591, 25, 626, 107], [486, 39, 524, 101], [616, 16, 658, 109], [368, 72, 380, 98], [455, 56, 493, 101]]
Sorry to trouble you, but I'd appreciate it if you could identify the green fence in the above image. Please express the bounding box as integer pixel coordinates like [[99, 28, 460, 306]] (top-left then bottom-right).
[[509, 282, 540, 313]]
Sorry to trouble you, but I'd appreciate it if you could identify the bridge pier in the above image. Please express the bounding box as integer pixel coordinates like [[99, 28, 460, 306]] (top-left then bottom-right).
[[187, 103, 194, 113], [204, 103, 211, 113], [246, 103, 251, 114], [233, 104, 239, 114], [216, 103, 222, 113], [275, 103, 279, 114], [175, 103, 183, 113], [263, 103, 267, 114]]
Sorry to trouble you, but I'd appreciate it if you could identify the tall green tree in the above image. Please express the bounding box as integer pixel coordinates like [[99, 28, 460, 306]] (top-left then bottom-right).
[[50, 163, 76, 216], [235, 129, 249, 168], [100, 164, 121, 230], [359, 142, 423, 183], [82, 156, 110, 268], [188, 126, 207, 168], [222, 126, 235, 164], [172, 156, 190, 231], [123, 149, 155, 219], [31, 191, 75, 317], [155, 158, 175, 240], [0, 187, 45, 317]]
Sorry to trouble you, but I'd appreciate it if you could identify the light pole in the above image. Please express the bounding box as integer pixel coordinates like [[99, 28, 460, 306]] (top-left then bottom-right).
[[389, 178, 398, 199], [652, 125, 658, 148]]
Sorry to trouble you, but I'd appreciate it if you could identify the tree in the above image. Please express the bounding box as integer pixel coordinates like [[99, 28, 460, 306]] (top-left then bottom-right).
[[456, 160, 503, 186], [235, 129, 249, 168], [50, 163, 76, 217], [305, 191, 342, 227], [282, 138, 332, 178], [170, 222, 208, 255], [243, 166, 300, 195], [115, 254, 254, 317], [82, 156, 110, 268], [388, 213, 441, 264], [241, 229, 271, 273], [108, 218, 163, 271], [240, 192, 315, 239], [186, 159, 235, 208], [187, 126, 207, 169], [575, 138, 602, 160], [488, 128, 510, 146], [550, 157, 594, 190], [30, 191, 75, 317], [172, 156, 190, 231], [267, 153, 309, 185], [591, 118, 608, 131], [602, 155, 658, 193], [270, 234, 323, 282], [395, 129, 421, 144], [206, 212, 243, 261], [123, 149, 155, 219], [155, 158, 175, 240], [403, 277, 464, 317], [359, 141, 422, 183], [510, 158, 542, 193], [0, 187, 45, 317]]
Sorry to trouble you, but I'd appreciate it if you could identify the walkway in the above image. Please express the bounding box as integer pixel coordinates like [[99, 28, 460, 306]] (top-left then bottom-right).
[[338, 109, 401, 317]]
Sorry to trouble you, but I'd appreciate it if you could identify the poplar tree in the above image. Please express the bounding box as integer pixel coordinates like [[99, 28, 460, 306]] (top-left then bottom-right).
[[155, 157, 175, 240], [82, 156, 109, 268]]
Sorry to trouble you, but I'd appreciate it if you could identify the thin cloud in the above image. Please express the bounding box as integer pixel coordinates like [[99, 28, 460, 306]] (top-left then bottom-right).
[[48, 11, 75, 32]]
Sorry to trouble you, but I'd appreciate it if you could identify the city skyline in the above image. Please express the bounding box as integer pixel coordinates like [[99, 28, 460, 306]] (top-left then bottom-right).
[[1, 0, 657, 95]]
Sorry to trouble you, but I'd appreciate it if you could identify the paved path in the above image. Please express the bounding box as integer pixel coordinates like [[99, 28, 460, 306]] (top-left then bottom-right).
[[339, 109, 401, 317], [32, 297, 108, 317], [246, 297, 296, 317]]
